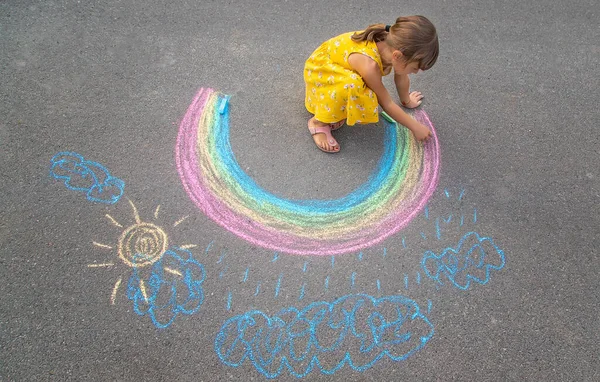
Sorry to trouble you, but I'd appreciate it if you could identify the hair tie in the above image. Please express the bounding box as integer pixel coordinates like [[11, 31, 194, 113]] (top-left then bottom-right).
[[385, 25, 391, 32]]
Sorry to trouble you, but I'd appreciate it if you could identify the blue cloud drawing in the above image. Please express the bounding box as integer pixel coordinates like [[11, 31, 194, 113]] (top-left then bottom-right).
[[50, 151, 125, 204], [421, 231, 505, 290], [127, 247, 206, 328], [215, 294, 434, 378]]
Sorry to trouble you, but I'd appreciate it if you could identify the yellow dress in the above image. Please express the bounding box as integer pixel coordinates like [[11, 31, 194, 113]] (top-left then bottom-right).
[[304, 31, 384, 126]]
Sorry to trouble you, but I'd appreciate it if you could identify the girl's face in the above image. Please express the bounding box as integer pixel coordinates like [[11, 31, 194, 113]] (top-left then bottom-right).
[[392, 51, 421, 75]]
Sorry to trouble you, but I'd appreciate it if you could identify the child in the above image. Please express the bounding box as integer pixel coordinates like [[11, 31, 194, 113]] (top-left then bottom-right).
[[304, 15, 439, 153]]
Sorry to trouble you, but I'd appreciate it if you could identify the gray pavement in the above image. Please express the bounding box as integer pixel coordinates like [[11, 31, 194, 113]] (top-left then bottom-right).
[[1, 0, 599, 380]]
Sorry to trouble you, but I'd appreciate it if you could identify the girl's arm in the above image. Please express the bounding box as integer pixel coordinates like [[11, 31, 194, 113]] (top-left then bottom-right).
[[395, 73, 424, 108], [348, 54, 431, 140]]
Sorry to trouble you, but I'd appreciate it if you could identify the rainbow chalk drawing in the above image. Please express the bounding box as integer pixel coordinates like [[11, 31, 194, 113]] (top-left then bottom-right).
[[50, 151, 125, 204], [215, 293, 434, 378], [176, 88, 441, 255]]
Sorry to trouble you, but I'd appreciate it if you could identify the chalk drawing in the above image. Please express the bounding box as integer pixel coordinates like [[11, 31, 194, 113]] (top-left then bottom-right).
[[214, 293, 433, 378], [90, 200, 170, 288], [219, 266, 228, 279], [226, 291, 232, 311], [88, 199, 205, 328], [421, 232, 505, 290], [275, 274, 283, 298], [50, 151, 125, 204], [175, 88, 441, 255], [127, 246, 206, 328]]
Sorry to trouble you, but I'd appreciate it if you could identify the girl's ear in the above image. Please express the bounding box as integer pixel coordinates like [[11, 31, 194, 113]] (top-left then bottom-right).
[[392, 50, 404, 61]]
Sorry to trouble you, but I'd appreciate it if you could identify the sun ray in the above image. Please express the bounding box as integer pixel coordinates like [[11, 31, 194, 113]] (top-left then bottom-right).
[[139, 279, 149, 301], [180, 244, 197, 249], [154, 205, 161, 219], [111, 277, 122, 305], [173, 215, 189, 227], [87, 263, 114, 268], [128, 198, 141, 224], [105, 214, 123, 228], [165, 267, 182, 277], [93, 242, 113, 250]]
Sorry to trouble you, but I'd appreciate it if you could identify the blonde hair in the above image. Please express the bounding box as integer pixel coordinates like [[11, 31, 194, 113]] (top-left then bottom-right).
[[352, 15, 439, 70]]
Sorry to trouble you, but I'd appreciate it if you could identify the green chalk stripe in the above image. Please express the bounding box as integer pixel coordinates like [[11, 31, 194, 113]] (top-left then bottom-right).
[[381, 111, 396, 124]]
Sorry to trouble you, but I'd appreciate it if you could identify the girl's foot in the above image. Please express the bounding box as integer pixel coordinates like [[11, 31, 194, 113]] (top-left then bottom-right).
[[308, 117, 344, 153]]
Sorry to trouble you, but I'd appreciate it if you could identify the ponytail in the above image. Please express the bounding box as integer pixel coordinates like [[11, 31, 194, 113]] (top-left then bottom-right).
[[351, 23, 388, 43]]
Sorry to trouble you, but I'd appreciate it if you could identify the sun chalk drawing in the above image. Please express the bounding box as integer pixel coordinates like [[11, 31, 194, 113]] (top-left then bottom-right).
[[89, 200, 204, 328], [176, 88, 441, 255], [214, 293, 434, 378], [50, 151, 124, 204], [421, 232, 505, 290], [127, 247, 206, 329]]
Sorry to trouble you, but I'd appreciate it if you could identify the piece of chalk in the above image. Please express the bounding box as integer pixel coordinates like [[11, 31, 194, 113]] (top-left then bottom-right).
[[381, 111, 396, 123], [218, 95, 231, 114]]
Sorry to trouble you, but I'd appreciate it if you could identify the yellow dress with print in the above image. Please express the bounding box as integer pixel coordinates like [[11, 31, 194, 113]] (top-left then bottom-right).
[[304, 31, 384, 126]]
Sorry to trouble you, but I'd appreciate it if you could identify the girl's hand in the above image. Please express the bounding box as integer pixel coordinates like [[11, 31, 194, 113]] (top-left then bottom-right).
[[402, 91, 424, 108], [410, 121, 432, 141]]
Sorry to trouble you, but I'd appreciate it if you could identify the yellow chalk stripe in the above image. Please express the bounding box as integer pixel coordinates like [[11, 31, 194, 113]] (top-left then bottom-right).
[[128, 199, 141, 224], [173, 215, 189, 227], [110, 277, 122, 305], [164, 267, 182, 277], [105, 214, 123, 228], [139, 279, 148, 301], [92, 242, 113, 250], [87, 263, 114, 268]]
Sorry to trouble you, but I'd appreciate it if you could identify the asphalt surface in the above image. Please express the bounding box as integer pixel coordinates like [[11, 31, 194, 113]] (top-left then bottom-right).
[[1, 0, 599, 381]]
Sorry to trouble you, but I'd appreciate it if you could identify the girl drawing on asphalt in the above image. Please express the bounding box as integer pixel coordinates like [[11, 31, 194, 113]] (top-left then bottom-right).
[[304, 15, 439, 152]]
